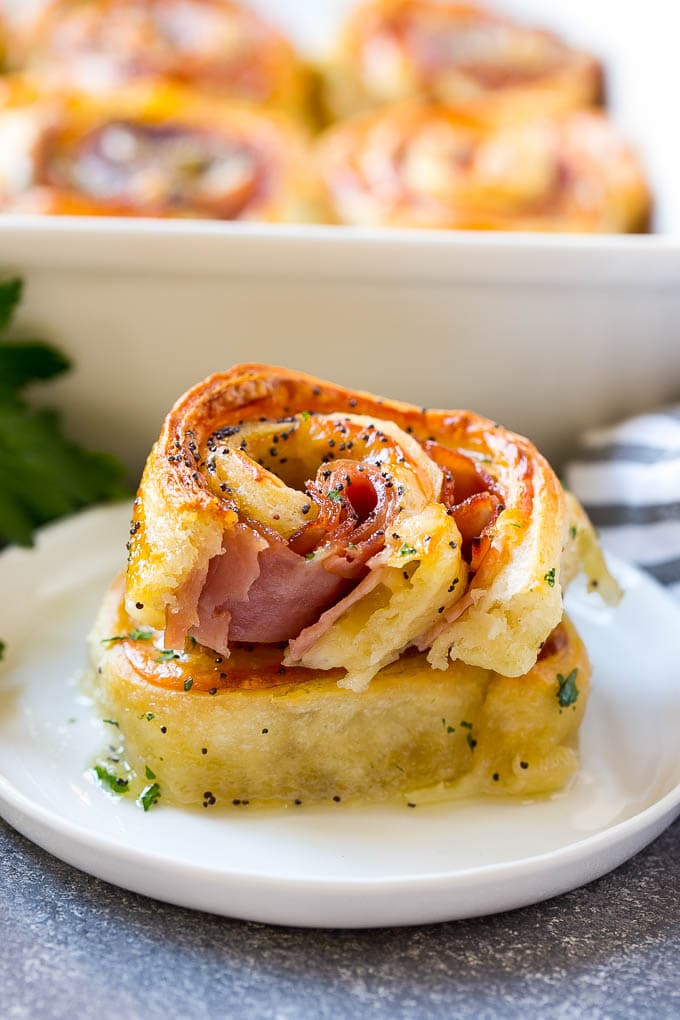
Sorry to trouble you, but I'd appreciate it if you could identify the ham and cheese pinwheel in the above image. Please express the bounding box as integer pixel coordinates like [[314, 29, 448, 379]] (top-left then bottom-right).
[[318, 104, 651, 233], [325, 0, 602, 124], [124, 365, 616, 689], [23, 0, 307, 117], [0, 84, 323, 221], [90, 365, 619, 807]]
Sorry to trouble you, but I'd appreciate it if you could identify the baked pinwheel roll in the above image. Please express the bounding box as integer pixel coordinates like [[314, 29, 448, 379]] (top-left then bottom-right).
[[0, 84, 323, 221], [90, 365, 620, 807], [318, 104, 651, 233], [325, 0, 603, 124], [23, 0, 307, 116]]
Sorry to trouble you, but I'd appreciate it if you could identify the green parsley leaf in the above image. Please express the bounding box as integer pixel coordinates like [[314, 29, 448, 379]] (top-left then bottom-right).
[[101, 635, 125, 645], [466, 733, 477, 751], [129, 628, 153, 641], [0, 277, 129, 547], [544, 568, 556, 588], [183, 677, 194, 691], [139, 712, 155, 721], [155, 649, 179, 662], [144, 765, 157, 781], [305, 551, 315, 560], [327, 489, 342, 502], [0, 639, 5, 661], [399, 544, 417, 557], [139, 782, 161, 812], [557, 668, 579, 708], [102, 719, 119, 727], [569, 524, 578, 540], [460, 720, 473, 729], [93, 764, 129, 795], [300, 410, 312, 422]]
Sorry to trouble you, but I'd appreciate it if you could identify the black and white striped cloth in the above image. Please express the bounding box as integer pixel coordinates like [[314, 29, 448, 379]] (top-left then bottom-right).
[[565, 405, 680, 601]]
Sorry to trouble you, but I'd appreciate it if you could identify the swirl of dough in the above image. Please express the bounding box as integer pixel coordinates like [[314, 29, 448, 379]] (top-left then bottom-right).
[[22, 0, 306, 115], [325, 0, 602, 124], [0, 82, 322, 221], [318, 103, 651, 233], [123, 364, 610, 691]]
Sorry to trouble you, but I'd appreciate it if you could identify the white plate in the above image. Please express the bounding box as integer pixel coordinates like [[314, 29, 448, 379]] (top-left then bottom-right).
[[0, 505, 679, 929]]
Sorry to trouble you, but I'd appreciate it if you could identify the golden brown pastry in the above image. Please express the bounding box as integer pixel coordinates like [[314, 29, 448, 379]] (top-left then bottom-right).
[[22, 0, 307, 116], [324, 0, 603, 124], [318, 103, 651, 232], [89, 365, 619, 807], [0, 83, 323, 221]]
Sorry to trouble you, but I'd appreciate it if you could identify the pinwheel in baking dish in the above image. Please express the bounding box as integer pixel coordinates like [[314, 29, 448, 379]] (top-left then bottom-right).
[[324, 0, 603, 124], [0, 84, 323, 221], [89, 365, 620, 807], [22, 0, 307, 116], [318, 103, 651, 233]]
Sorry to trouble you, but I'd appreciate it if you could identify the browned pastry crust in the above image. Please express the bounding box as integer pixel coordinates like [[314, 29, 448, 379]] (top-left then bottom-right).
[[317, 103, 651, 233], [0, 83, 324, 221], [325, 0, 603, 124]]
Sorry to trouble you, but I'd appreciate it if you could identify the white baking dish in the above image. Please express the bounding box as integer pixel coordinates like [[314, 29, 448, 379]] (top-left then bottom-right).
[[0, 0, 678, 471]]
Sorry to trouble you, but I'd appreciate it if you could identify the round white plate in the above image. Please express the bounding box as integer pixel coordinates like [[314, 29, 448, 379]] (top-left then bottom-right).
[[1, 505, 679, 928]]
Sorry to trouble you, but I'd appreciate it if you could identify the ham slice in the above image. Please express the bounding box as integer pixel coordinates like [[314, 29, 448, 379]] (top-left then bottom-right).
[[286, 565, 386, 661], [176, 523, 348, 653]]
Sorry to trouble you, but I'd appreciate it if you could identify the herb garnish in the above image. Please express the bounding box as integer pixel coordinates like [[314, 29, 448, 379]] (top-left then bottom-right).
[[557, 668, 579, 707], [183, 678, 193, 691], [139, 783, 161, 812], [569, 524, 578, 540], [327, 489, 342, 502], [155, 649, 179, 662], [93, 764, 129, 794], [0, 277, 129, 546], [102, 719, 119, 727], [101, 628, 153, 645], [139, 712, 155, 721], [399, 544, 417, 557], [544, 568, 556, 588], [300, 410, 312, 421], [144, 765, 156, 781], [0, 640, 4, 661]]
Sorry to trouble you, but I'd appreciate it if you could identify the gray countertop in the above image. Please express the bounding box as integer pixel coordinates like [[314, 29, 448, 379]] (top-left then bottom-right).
[[1, 816, 679, 1020]]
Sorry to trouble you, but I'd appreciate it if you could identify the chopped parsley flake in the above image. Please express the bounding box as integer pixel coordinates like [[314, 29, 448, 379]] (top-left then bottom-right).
[[93, 764, 128, 794], [156, 649, 179, 662], [544, 568, 556, 588], [139, 783, 161, 812], [570, 524, 578, 540], [144, 765, 157, 781], [557, 668, 579, 707], [129, 628, 153, 641], [399, 544, 417, 557], [0, 640, 4, 661], [102, 719, 119, 727], [183, 678, 194, 691], [305, 551, 315, 560], [139, 712, 155, 721], [300, 410, 312, 421], [102, 628, 152, 644], [327, 489, 342, 502]]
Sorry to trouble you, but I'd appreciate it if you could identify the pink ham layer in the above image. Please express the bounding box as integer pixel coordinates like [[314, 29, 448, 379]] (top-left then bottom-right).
[[164, 523, 348, 655]]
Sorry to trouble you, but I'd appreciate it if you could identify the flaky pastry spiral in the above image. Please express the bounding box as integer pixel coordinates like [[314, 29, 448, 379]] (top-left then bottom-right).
[[0, 82, 322, 221], [124, 364, 616, 691], [318, 103, 651, 233], [22, 0, 307, 116], [324, 0, 602, 124]]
